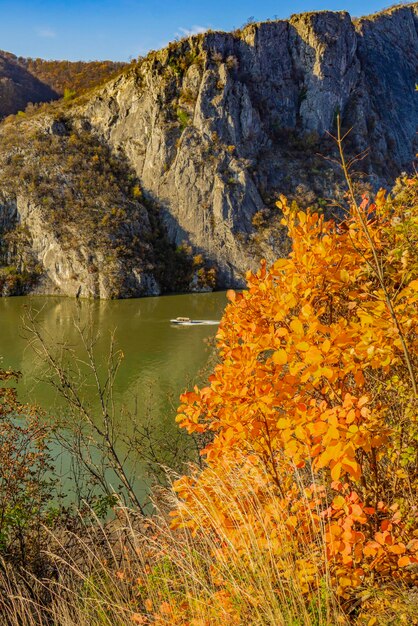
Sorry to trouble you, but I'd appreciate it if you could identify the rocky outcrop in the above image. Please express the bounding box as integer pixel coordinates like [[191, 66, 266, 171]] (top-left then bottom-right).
[[15, 196, 160, 299], [0, 115, 167, 298], [0, 194, 162, 299], [78, 4, 418, 287], [0, 4, 416, 297]]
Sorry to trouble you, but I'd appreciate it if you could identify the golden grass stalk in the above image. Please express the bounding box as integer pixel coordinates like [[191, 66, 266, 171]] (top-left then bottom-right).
[[0, 460, 349, 625]]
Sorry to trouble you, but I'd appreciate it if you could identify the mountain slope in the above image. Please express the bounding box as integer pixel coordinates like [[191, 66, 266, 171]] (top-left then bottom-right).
[[17, 57, 127, 97], [0, 51, 127, 119], [0, 4, 417, 297], [0, 51, 58, 118]]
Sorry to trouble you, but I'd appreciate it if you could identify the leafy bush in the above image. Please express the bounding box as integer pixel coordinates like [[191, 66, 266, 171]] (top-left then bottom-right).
[[172, 175, 418, 621], [176, 108, 191, 131], [0, 369, 54, 569], [1, 176, 417, 626], [63, 87, 76, 100]]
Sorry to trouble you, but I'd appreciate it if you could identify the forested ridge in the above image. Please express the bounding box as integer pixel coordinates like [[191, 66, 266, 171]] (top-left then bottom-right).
[[17, 57, 127, 97], [0, 49, 127, 119]]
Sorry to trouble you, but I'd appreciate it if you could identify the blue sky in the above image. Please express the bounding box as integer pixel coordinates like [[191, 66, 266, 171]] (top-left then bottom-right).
[[0, 0, 398, 61]]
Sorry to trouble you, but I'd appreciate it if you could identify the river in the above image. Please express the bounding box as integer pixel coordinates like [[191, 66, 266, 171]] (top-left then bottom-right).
[[0, 291, 228, 504]]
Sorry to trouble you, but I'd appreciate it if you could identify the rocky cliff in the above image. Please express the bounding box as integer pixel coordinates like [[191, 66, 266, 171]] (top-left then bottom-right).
[[0, 4, 417, 297]]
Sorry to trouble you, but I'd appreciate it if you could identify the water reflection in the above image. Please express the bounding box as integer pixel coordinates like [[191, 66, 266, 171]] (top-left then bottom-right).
[[0, 292, 227, 498], [0, 292, 226, 410]]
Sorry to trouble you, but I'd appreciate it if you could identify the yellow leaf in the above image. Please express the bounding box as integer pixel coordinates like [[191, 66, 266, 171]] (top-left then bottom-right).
[[322, 367, 335, 380], [290, 319, 304, 336], [322, 339, 331, 353], [340, 269, 350, 283], [375, 188, 386, 208], [332, 495, 346, 510], [273, 349, 288, 365], [341, 458, 362, 481], [287, 515, 298, 528], [304, 347, 323, 364], [358, 396, 369, 408], [331, 462, 342, 480]]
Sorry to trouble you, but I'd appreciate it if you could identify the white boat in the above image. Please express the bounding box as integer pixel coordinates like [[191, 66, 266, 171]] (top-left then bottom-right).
[[170, 317, 219, 326]]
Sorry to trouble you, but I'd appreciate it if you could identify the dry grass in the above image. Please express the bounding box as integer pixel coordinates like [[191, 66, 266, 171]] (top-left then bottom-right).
[[0, 463, 416, 625], [0, 463, 347, 626]]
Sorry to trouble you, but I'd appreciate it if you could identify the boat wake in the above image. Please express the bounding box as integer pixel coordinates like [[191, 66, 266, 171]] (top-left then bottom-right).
[[170, 318, 220, 326]]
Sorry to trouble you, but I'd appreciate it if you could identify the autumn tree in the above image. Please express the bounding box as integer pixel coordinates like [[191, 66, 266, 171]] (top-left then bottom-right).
[[171, 174, 418, 620]]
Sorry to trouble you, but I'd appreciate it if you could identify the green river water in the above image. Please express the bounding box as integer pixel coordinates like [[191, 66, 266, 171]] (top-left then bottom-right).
[[0, 292, 227, 502]]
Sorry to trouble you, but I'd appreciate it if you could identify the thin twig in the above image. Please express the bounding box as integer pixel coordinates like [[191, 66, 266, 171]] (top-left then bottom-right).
[[335, 114, 417, 398]]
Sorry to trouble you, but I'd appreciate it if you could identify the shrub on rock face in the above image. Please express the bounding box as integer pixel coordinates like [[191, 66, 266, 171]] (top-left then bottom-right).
[[172, 176, 418, 618]]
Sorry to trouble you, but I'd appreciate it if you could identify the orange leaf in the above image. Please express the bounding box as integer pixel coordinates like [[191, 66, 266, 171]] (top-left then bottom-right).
[[226, 289, 236, 301]]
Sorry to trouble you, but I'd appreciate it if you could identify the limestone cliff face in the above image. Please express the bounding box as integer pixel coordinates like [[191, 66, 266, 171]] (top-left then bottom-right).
[[0, 116, 163, 298], [0, 193, 160, 299], [14, 196, 160, 299], [78, 4, 418, 287], [0, 5, 416, 296]]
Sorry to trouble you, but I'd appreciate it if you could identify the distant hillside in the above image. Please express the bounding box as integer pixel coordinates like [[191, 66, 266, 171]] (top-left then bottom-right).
[[0, 50, 128, 118], [17, 57, 127, 96], [0, 51, 58, 117]]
